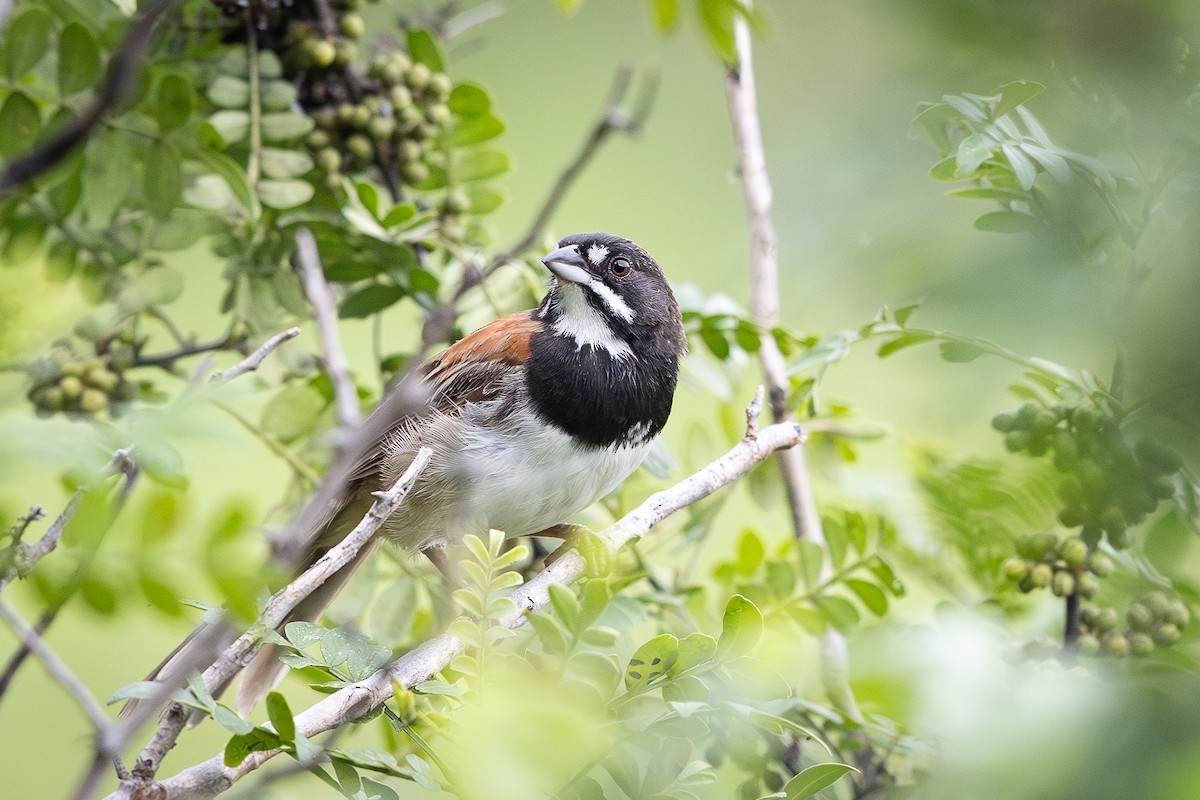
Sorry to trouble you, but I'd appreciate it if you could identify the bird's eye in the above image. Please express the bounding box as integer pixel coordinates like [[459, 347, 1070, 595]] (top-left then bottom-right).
[[609, 258, 631, 278]]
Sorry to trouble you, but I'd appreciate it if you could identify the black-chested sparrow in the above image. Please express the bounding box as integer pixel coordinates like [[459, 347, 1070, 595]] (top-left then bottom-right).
[[228, 232, 687, 710]]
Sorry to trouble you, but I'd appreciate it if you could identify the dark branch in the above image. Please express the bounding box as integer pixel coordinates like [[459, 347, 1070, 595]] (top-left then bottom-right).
[[0, 0, 185, 192]]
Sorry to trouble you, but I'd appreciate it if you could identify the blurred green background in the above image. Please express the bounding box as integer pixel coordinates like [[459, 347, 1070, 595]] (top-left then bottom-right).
[[3, 0, 1200, 797]]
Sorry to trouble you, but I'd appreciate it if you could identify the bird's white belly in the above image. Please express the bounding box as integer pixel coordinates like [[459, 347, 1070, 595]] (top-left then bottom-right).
[[451, 409, 650, 538]]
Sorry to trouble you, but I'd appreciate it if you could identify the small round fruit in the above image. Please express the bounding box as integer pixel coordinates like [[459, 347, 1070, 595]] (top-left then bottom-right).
[[307, 38, 337, 68], [406, 62, 432, 91], [1126, 602, 1154, 631], [1076, 634, 1100, 656], [398, 138, 423, 162], [426, 102, 451, 126], [1102, 634, 1130, 657], [1059, 537, 1088, 568], [992, 410, 1018, 432], [1088, 552, 1114, 577], [1004, 431, 1031, 452], [78, 388, 109, 413], [339, 13, 365, 38], [1030, 563, 1053, 589], [1002, 557, 1029, 582], [368, 116, 397, 140], [1142, 591, 1172, 617], [1080, 602, 1100, 627], [1129, 632, 1155, 656], [401, 161, 429, 184], [443, 188, 470, 214], [429, 72, 452, 100], [83, 367, 119, 393], [334, 41, 358, 67], [389, 85, 413, 109], [316, 147, 342, 173], [59, 375, 83, 399], [111, 380, 136, 402], [306, 129, 331, 150], [346, 134, 373, 162], [336, 102, 358, 126], [1077, 573, 1100, 599], [311, 106, 338, 130], [323, 171, 343, 191], [35, 386, 65, 411], [1153, 623, 1181, 646], [1051, 570, 1076, 598], [1096, 607, 1119, 633], [1165, 602, 1190, 628]]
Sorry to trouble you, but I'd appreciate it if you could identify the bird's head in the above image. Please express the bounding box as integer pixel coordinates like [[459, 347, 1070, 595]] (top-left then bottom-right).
[[539, 232, 686, 359]]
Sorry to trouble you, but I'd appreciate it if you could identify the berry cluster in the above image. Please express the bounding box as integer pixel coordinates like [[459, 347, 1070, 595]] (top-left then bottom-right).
[[303, 50, 453, 190], [992, 401, 1179, 549], [1077, 591, 1189, 657], [1002, 532, 1112, 598], [26, 342, 136, 418]]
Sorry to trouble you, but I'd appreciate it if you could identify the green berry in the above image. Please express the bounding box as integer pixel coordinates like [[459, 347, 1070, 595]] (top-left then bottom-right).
[[426, 102, 451, 126], [398, 138, 423, 162], [1126, 602, 1154, 631], [1076, 634, 1100, 656], [406, 62, 432, 91], [339, 13, 365, 38], [429, 72, 452, 100], [316, 147, 342, 173], [401, 161, 429, 184], [352, 105, 372, 129], [1143, 591, 1172, 617], [306, 129, 331, 150], [1002, 557, 1029, 582], [346, 134, 373, 162], [334, 41, 357, 67], [443, 188, 470, 214], [83, 367, 118, 393], [1004, 431, 1031, 452], [1089, 552, 1114, 577], [59, 375, 83, 399], [992, 411, 1018, 432], [35, 385, 65, 411], [1129, 632, 1155, 656], [1102, 634, 1130, 656], [368, 115, 397, 140], [336, 102, 358, 126], [111, 380, 135, 402], [1080, 602, 1100, 626], [1153, 623, 1181, 646], [1096, 607, 1119, 633], [1051, 570, 1076, 597], [1059, 537, 1088, 568], [1030, 563, 1053, 589], [389, 85, 413, 109], [78, 388, 108, 413], [1057, 506, 1082, 528], [1077, 572, 1099, 598], [312, 106, 338, 130], [1165, 602, 1189, 628], [323, 171, 343, 191], [307, 38, 337, 68]]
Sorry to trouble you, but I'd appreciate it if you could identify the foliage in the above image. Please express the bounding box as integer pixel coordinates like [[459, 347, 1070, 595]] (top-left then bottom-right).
[[1, 2, 1200, 800]]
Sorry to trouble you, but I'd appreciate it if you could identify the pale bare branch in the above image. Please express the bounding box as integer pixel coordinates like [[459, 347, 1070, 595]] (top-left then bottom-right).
[[210, 327, 301, 385]]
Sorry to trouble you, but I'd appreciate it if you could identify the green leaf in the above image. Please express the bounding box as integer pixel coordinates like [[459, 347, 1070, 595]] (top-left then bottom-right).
[[867, 557, 903, 596], [407, 29, 445, 72], [260, 147, 314, 179], [734, 529, 764, 576], [260, 111, 315, 142], [671, 632, 716, 675], [548, 582, 580, 627], [155, 73, 193, 131], [257, 178, 314, 210], [338, 283, 405, 318], [383, 202, 417, 228], [58, 23, 101, 95], [698, 0, 737, 63], [205, 110, 250, 145], [928, 156, 958, 181], [260, 80, 297, 113], [285, 621, 326, 648], [224, 727, 282, 767], [144, 139, 183, 220], [5, 8, 52, 79], [654, 0, 680, 30], [1021, 143, 1071, 183], [813, 595, 859, 631], [938, 340, 986, 363], [716, 594, 763, 661], [207, 75, 250, 109], [265, 692, 296, 742], [0, 92, 41, 159], [452, 113, 505, 146], [955, 132, 995, 176], [625, 633, 679, 689], [262, 383, 325, 444], [993, 80, 1044, 118], [823, 516, 847, 569], [448, 83, 490, 116], [184, 174, 235, 210], [456, 149, 510, 182], [465, 186, 506, 215], [973, 210, 1038, 233], [192, 148, 259, 218], [782, 762, 858, 800], [845, 579, 888, 616], [1002, 143, 1037, 190], [877, 331, 934, 359], [107, 681, 163, 704]]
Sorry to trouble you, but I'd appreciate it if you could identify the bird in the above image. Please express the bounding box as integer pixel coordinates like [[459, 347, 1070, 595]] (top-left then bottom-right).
[[225, 231, 688, 712]]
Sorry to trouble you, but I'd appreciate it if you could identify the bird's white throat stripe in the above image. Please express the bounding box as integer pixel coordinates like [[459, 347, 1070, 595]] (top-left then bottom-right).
[[587, 279, 635, 322], [587, 244, 609, 265], [552, 282, 633, 358]]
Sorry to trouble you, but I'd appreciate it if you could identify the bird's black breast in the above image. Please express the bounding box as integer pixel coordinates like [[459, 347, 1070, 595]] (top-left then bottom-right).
[[525, 331, 680, 448]]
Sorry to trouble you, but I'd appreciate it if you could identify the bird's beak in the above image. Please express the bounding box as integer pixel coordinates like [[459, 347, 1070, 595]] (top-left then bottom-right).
[[541, 244, 591, 285]]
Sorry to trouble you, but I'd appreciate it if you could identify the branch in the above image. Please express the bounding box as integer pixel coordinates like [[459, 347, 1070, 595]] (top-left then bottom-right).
[[0, 599, 111, 732], [724, 5, 863, 725], [0, 0, 184, 192], [209, 327, 301, 384], [113, 448, 433, 798], [0, 491, 82, 594], [143, 406, 804, 799], [294, 228, 361, 440]]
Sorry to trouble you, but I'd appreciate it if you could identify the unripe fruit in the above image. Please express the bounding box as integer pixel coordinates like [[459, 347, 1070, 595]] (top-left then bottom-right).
[[1057, 506, 1082, 528], [339, 13, 365, 38], [36, 386, 65, 411], [426, 103, 451, 126], [312, 106, 338, 130], [1165, 602, 1189, 628], [388, 51, 412, 73], [1129, 632, 1155, 656], [346, 134, 373, 162], [334, 41, 357, 67], [83, 367, 119, 393], [78, 388, 108, 413], [306, 129, 331, 150], [61, 360, 84, 377], [1089, 552, 1114, 577], [1080, 602, 1100, 626], [1096, 607, 1119, 632], [1076, 634, 1100, 656], [389, 85, 413, 109], [316, 147, 342, 173], [406, 62, 432, 91], [1051, 570, 1075, 598], [443, 188, 471, 214], [307, 39, 337, 68], [1142, 591, 1172, 617], [1059, 538, 1088, 568], [992, 411, 1018, 432], [1004, 431, 1031, 452], [398, 138, 423, 162], [59, 375, 83, 399], [1077, 573, 1100, 599], [368, 116, 397, 140], [323, 171, 343, 191], [1126, 602, 1154, 631], [1154, 623, 1181, 646], [1058, 476, 1083, 505], [1002, 557, 1029, 582], [352, 105, 372, 129], [401, 161, 429, 184], [336, 102, 358, 126], [111, 380, 136, 402], [429, 72, 452, 100], [1030, 563, 1053, 589], [1103, 634, 1130, 656]]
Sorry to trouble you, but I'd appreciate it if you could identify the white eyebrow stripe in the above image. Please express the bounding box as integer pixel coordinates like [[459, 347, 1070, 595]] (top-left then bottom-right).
[[551, 282, 634, 358], [587, 244, 609, 265], [586, 279, 635, 322]]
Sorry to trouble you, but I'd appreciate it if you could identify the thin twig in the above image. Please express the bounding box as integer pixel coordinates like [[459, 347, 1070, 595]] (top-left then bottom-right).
[[0, 599, 111, 732], [294, 228, 361, 440], [0, 0, 185, 191], [134, 408, 804, 800], [210, 327, 301, 384], [0, 493, 81, 594], [114, 448, 433, 798], [724, 4, 863, 726]]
